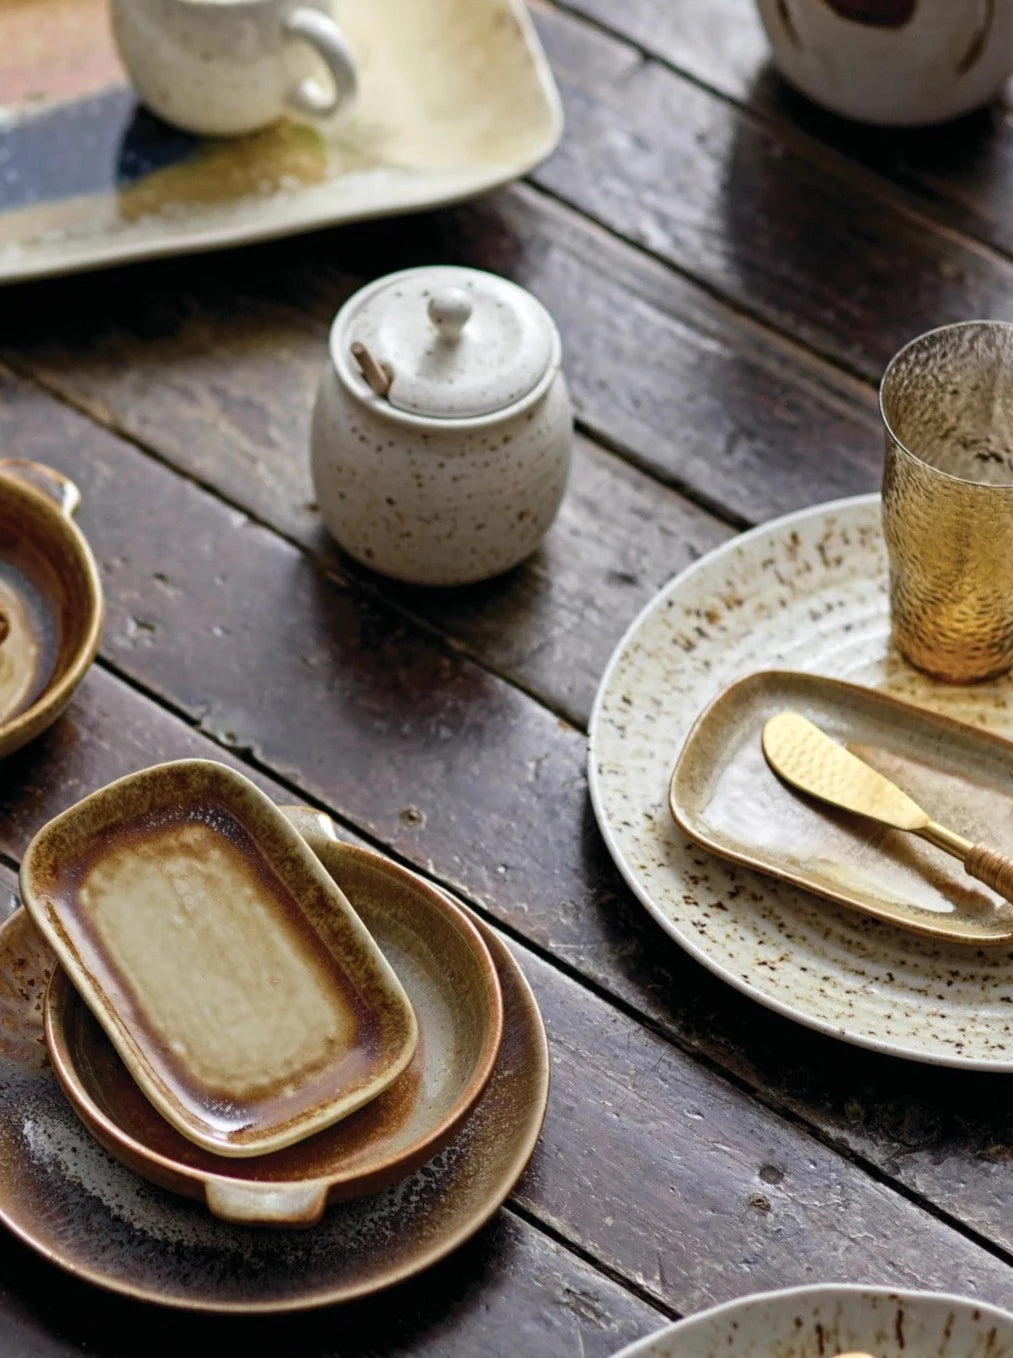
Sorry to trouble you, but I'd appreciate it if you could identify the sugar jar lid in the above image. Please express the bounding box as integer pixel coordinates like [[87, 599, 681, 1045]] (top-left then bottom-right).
[[336, 265, 558, 420]]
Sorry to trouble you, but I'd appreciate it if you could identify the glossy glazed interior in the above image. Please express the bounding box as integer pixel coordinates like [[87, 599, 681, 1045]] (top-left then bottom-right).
[[21, 762, 417, 1155], [45, 824, 504, 1215]]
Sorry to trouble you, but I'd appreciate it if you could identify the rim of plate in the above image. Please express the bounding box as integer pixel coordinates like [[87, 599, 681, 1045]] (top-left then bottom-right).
[[587, 491, 1013, 1073], [609, 1282, 1013, 1358], [0, 0, 564, 286]]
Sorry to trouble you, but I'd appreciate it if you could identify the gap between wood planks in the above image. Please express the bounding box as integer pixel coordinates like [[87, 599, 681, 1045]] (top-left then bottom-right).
[[540, 0, 1013, 277], [523, 2, 1013, 401], [6, 638, 1008, 1285], [1, 339, 1010, 1273], [2, 347, 723, 732], [1, 103, 1010, 1295]]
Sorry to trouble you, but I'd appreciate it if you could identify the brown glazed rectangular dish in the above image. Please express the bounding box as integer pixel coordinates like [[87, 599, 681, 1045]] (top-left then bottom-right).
[[20, 759, 418, 1156]]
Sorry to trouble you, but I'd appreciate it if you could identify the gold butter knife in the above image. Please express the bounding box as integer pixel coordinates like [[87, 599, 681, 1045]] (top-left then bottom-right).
[[762, 711, 1013, 904]]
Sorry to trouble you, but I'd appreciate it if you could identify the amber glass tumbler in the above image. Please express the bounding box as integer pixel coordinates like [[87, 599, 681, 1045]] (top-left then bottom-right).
[[881, 320, 1013, 683]]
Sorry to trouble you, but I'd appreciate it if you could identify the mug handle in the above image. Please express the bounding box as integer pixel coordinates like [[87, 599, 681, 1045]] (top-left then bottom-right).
[[283, 6, 358, 118]]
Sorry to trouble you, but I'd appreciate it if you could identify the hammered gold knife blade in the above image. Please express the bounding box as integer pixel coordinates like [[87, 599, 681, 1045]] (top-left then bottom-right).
[[761, 711, 929, 831], [761, 710, 1013, 904]]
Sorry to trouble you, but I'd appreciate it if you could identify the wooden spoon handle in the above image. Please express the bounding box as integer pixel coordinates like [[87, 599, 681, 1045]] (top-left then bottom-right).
[[965, 843, 1013, 901]]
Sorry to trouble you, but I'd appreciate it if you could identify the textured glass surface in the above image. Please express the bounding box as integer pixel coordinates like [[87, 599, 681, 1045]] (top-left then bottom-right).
[[881, 321, 1013, 682]]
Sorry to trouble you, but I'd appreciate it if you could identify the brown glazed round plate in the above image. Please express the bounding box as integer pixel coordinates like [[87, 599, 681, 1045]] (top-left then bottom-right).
[[0, 840, 548, 1311], [43, 806, 504, 1225], [0, 458, 103, 759]]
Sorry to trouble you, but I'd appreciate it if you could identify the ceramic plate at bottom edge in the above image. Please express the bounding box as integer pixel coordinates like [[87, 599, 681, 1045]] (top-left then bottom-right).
[[608, 1283, 1013, 1358]]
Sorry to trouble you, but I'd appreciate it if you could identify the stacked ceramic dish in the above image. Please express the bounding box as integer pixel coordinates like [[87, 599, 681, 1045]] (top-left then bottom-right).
[[7, 759, 545, 1269]]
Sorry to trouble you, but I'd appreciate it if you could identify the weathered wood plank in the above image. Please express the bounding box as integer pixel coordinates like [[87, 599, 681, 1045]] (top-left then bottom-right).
[[2, 179, 880, 536], [0, 1214, 656, 1358], [2, 791, 1011, 1329], [4, 368, 1011, 1274], [517, 943, 1013, 1311], [549, 0, 1013, 264], [529, 7, 1013, 381], [0, 667, 292, 856], [1, 186, 882, 725]]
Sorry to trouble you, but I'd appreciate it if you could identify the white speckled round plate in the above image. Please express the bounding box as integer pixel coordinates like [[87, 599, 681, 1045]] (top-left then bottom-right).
[[609, 1284, 1013, 1358], [589, 494, 1013, 1070]]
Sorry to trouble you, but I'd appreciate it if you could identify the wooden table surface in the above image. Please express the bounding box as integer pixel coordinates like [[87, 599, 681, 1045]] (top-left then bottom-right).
[[2, 2, 1012, 1353]]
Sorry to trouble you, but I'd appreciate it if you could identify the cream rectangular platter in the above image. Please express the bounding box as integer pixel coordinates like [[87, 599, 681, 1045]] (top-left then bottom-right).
[[19, 759, 418, 1157], [670, 669, 1013, 947], [0, 0, 562, 283]]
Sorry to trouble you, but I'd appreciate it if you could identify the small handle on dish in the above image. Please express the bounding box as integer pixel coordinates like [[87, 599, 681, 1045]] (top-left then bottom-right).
[[283, 7, 358, 119], [205, 1179, 329, 1226], [0, 459, 81, 518], [279, 804, 341, 843]]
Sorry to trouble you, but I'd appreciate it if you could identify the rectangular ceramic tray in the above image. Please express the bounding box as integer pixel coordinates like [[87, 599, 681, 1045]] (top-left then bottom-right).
[[669, 669, 1013, 946], [20, 759, 418, 1156], [0, 0, 562, 283]]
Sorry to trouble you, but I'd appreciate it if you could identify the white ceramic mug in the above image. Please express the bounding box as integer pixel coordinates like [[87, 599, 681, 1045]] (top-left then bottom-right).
[[756, 0, 1013, 126], [111, 0, 358, 137]]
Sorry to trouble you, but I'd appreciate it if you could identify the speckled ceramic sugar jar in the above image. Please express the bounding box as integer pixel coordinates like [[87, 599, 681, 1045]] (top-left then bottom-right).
[[310, 265, 573, 586]]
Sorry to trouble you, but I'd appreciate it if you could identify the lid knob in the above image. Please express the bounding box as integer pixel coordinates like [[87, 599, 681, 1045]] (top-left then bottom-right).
[[427, 289, 472, 342]]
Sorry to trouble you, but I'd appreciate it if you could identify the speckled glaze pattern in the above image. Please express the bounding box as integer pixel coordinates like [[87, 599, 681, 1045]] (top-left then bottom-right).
[[610, 1284, 1013, 1358], [756, 0, 1013, 125], [589, 494, 1013, 1069], [43, 808, 505, 1226], [341, 268, 556, 420], [881, 321, 1013, 682], [20, 760, 419, 1156], [0, 884, 548, 1309], [312, 268, 572, 585], [111, 0, 357, 137], [0, 460, 103, 760]]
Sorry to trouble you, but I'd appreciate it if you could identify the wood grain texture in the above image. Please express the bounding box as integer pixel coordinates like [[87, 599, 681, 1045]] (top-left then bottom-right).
[[1, 180, 879, 533], [1, 369, 1011, 1282], [2, 785, 1011, 1328], [1, 5, 1011, 1339], [551, 0, 1013, 264], [530, 8, 1013, 381]]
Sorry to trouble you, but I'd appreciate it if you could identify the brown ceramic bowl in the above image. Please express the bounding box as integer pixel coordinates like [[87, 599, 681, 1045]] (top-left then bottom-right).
[[0, 458, 103, 758], [43, 807, 505, 1226]]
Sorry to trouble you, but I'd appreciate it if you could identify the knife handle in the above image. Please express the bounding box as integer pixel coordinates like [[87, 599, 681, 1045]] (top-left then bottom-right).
[[964, 844, 1013, 902]]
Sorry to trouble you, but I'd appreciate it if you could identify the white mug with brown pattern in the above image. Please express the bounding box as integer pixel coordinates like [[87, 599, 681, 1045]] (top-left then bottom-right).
[[756, 0, 1013, 125]]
